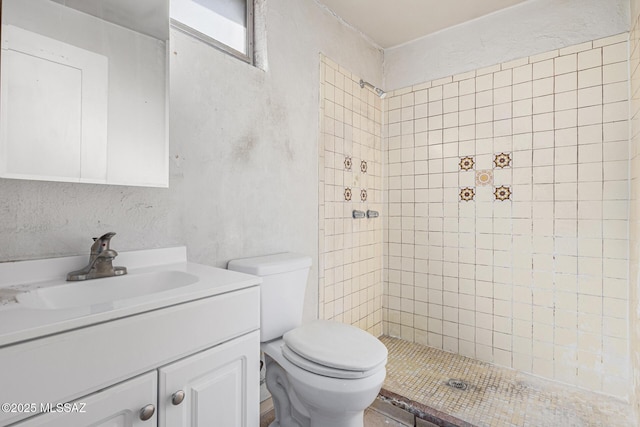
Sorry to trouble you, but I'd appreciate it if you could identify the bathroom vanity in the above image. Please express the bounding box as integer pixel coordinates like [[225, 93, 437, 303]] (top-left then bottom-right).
[[0, 247, 260, 427]]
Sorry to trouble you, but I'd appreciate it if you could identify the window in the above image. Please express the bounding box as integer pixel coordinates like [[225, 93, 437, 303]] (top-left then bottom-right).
[[171, 0, 254, 64]]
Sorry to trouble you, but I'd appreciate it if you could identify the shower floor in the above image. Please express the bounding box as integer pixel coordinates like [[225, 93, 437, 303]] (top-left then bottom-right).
[[379, 336, 636, 427]]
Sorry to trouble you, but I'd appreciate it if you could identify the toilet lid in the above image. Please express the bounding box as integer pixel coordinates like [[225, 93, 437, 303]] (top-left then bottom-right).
[[283, 320, 388, 372]]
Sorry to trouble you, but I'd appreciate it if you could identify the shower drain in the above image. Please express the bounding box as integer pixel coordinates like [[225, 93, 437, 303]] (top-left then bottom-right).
[[446, 379, 468, 390]]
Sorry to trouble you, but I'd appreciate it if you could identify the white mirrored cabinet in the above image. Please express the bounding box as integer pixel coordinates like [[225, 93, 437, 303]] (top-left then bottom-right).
[[0, 0, 169, 187]]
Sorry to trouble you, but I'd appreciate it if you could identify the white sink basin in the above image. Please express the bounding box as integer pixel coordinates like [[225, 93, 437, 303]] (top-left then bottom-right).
[[16, 270, 199, 310]]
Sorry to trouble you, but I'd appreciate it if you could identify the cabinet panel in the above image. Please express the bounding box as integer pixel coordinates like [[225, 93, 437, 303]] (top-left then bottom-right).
[[159, 331, 260, 427], [10, 372, 157, 427], [0, 24, 108, 183], [1, 0, 169, 187], [0, 286, 260, 426]]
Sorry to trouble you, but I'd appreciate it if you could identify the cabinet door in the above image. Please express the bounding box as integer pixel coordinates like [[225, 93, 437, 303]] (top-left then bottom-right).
[[10, 372, 157, 427], [159, 330, 259, 427]]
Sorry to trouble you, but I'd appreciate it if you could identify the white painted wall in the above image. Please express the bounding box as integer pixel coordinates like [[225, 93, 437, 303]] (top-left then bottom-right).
[[171, 0, 382, 320], [0, 0, 382, 322], [384, 0, 629, 90]]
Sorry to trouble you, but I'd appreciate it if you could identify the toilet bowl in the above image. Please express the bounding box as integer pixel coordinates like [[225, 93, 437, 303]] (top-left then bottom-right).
[[228, 253, 387, 427]]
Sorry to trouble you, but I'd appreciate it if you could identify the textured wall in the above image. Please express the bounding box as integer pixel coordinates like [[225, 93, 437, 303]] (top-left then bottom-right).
[[384, 0, 629, 91], [383, 34, 630, 398], [0, 0, 383, 322], [171, 0, 382, 321]]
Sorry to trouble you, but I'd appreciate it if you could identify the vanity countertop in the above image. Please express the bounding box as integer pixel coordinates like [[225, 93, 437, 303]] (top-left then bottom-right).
[[0, 247, 261, 348]]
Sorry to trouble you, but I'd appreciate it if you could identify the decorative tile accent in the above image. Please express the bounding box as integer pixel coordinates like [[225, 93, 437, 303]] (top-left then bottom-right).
[[459, 156, 475, 171], [475, 170, 494, 186], [459, 187, 475, 202], [344, 156, 352, 170], [494, 185, 512, 201], [494, 152, 512, 168], [344, 187, 352, 201], [360, 189, 368, 201], [360, 160, 368, 173]]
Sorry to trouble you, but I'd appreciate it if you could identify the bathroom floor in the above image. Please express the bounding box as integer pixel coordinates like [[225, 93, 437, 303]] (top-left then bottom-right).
[[380, 336, 636, 427], [259, 405, 416, 427]]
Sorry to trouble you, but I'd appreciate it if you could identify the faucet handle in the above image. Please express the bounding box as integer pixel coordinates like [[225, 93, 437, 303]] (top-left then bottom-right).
[[96, 232, 116, 241], [91, 232, 117, 254]]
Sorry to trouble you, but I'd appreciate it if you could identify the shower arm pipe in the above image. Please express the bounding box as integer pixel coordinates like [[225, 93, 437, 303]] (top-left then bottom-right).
[[359, 79, 387, 99]]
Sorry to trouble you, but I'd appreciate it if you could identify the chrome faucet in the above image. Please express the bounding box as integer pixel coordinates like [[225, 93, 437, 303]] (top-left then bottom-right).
[[67, 232, 128, 281]]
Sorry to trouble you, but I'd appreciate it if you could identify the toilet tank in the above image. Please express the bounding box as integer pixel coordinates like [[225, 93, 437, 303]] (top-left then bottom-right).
[[227, 253, 312, 342]]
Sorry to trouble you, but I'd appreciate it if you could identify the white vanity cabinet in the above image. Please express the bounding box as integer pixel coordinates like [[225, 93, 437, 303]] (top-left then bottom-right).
[[159, 331, 259, 426], [9, 372, 159, 427], [8, 331, 259, 427], [0, 258, 261, 427]]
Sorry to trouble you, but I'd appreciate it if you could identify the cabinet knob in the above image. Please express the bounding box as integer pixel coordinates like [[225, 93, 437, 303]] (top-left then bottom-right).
[[172, 390, 186, 405], [139, 404, 155, 421]]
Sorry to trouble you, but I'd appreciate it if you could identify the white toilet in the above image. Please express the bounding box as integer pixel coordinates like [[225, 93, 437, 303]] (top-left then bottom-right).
[[228, 253, 387, 427]]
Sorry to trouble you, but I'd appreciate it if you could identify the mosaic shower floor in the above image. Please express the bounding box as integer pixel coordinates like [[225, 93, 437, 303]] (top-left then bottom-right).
[[380, 336, 636, 427]]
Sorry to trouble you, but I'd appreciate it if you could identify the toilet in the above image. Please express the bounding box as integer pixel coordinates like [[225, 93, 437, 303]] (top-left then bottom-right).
[[228, 253, 387, 427]]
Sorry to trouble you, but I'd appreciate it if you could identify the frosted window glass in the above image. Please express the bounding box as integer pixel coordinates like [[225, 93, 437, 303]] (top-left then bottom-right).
[[171, 0, 248, 55]]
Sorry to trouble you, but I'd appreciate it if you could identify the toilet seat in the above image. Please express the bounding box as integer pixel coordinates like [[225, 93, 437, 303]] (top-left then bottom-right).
[[282, 344, 385, 379], [282, 320, 387, 379]]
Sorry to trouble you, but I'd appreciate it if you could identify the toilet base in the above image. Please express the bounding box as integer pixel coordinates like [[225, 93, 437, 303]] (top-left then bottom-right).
[[264, 352, 383, 427], [265, 355, 310, 427]]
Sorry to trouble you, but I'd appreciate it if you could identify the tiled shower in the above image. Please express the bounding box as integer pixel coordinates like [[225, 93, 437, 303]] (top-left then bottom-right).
[[384, 34, 630, 398], [319, 30, 638, 415], [628, 1, 640, 416], [318, 55, 384, 337]]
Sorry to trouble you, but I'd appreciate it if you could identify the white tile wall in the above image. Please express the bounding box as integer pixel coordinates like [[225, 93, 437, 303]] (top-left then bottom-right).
[[630, 4, 640, 416], [383, 34, 630, 398], [319, 55, 383, 336]]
